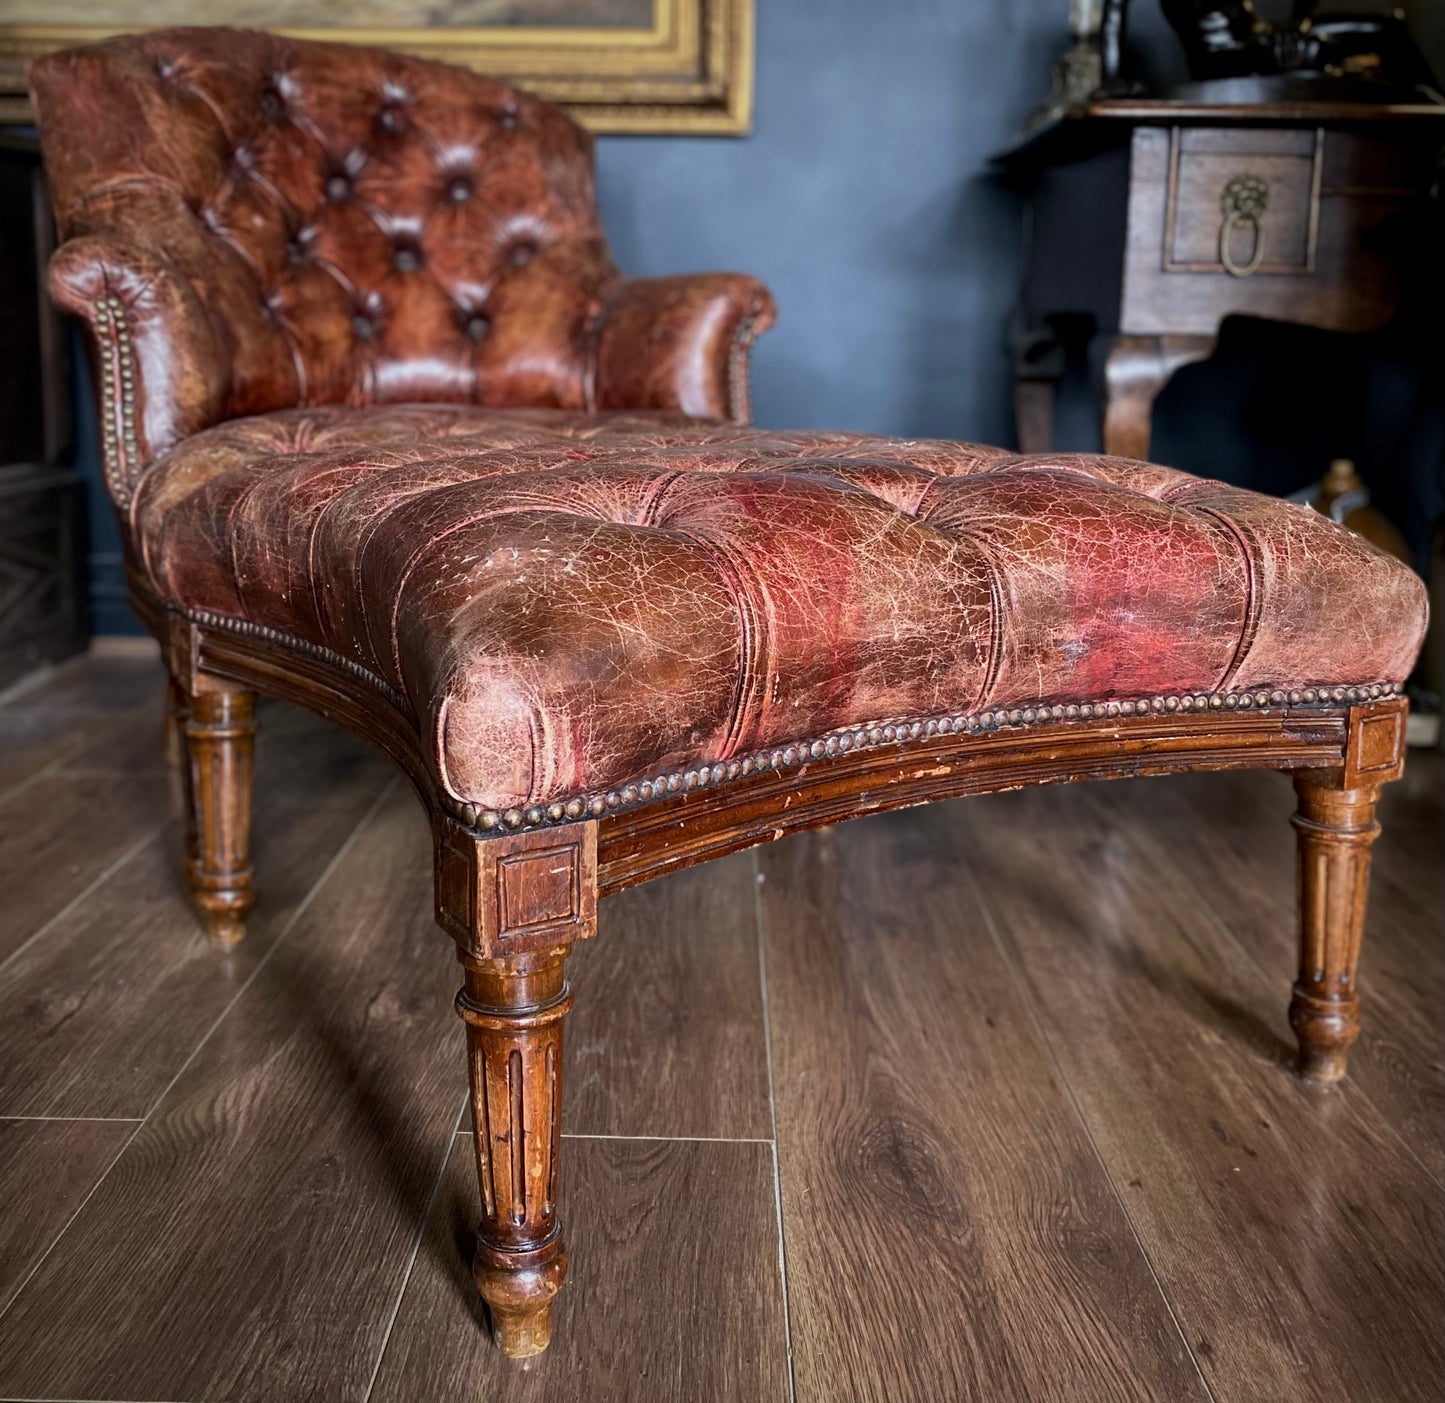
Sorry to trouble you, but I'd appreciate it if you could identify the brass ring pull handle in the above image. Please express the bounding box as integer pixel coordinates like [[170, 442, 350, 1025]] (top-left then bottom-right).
[[1220, 174, 1269, 278]]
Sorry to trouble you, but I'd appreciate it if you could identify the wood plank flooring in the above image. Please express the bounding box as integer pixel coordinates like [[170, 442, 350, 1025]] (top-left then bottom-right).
[[0, 649, 1439, 1403]]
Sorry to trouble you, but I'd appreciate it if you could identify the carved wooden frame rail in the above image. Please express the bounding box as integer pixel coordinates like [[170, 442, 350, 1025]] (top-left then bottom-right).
[[142, 576, 1410, 1358]]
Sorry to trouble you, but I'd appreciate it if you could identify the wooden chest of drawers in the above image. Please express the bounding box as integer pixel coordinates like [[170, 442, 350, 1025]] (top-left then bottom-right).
[[1123, 121, 1438, 331], [999, 99, 1445, 461]]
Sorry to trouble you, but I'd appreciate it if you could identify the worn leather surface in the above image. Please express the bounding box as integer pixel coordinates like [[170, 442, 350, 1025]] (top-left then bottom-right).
[[30, 28, 775, 487], [132, 405, 1428, 810], [32, 28, 1428, 812]]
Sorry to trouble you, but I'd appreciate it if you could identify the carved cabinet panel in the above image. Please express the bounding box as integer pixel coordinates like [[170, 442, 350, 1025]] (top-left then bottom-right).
[[1122, 120, 1435, 338]]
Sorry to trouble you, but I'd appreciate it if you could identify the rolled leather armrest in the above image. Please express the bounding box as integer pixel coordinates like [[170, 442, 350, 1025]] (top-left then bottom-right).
[[50, 236, 230, 507], [594, 273, 777, 422]]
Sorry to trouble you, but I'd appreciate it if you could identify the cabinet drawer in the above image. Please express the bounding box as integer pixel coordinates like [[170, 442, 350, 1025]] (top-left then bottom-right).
[[1165, 128, 1320, 275], [1120, 125, 1406, 337]]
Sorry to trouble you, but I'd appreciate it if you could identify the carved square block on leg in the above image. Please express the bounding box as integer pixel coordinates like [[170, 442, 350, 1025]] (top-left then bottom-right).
[[434, 815, 598, 960], [1343, 698, 1407, 789]]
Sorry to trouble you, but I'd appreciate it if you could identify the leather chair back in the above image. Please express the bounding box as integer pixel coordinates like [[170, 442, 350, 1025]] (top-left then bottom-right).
[[30, 27, 619, 431]]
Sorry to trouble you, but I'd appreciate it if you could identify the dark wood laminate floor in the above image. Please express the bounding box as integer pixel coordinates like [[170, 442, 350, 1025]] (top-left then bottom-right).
[[0, 649, 1439, 1403]]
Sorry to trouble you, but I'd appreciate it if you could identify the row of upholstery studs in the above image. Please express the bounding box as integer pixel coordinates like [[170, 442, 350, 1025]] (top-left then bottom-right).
[[90, 296, 139, 496], [456, 681, 1403, 832]]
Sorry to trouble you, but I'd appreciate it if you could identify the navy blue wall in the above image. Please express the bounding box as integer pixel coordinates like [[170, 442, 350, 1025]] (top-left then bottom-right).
[[593, 0, 1207, 443], [74, 0, 1439, 631], [603, 1, 1073, 442]]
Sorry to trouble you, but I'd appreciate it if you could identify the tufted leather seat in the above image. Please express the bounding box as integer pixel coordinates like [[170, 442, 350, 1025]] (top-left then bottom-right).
[[130, 403, 1426, 817]]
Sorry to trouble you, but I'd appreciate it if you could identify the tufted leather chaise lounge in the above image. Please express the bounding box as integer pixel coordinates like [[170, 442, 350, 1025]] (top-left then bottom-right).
[[31, 27, 1427, 1361]]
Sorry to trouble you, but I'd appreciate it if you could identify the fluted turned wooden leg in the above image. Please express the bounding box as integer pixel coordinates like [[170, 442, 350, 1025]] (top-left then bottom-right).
[[1289, 772, 1382, 1083], [457, 948, 572, 1358], [183, 683, 257, 946], [434, 815, 597, 1357]]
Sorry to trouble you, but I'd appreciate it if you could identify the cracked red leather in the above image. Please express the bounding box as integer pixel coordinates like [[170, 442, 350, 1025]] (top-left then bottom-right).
[[596, 275, 776, 418], [49, 237, 230, 471], [29, 27, 769, 486], [31, 29, 1429, 813], [127, 405, 1428, 809]]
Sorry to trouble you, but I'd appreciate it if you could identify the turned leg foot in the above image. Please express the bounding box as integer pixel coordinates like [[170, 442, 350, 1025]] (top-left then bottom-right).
[[457, 948, 572, 1357], [1289, 771, 1382, 1084], [182, 683, 257, 945], [474, 1238, 566, 1357]]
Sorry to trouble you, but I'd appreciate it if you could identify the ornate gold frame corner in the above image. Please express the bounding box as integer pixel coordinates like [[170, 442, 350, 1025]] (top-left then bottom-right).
[[0, 0, 753, 135]]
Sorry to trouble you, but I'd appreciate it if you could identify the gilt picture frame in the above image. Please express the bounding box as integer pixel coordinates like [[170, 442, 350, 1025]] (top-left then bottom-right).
[[0, 0, 753, 134]]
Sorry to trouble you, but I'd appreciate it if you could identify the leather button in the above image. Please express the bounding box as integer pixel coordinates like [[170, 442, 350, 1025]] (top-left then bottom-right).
[[446, 177, 472, 204], [352, 314, 376, 340], [497, 103, 520, 131], [507, 240, 537, 269], [393, 246, 421, 273], [377, 104, 407, 135], [285, 226, 316, 264], [326, 174, 351, 201], [464, 313, 491, 341], [259, 86, 284, 121]]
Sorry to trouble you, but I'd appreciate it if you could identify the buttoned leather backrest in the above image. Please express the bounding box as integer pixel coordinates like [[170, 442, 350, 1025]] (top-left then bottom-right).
[[31, 27, 618, 420]]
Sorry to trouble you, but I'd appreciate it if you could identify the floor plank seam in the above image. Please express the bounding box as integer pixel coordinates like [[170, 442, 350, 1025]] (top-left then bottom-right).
[[0, 824, 166, 981], [362, 1092, 470, 1403], [0, 1116, 144, 1124], [0, 780, 398, 1332], [0, 705, 145, 806], [0, 743, 86, 809], [752, 849, 798, 1403], [961, 859, 1223, 1403], [0, 1118, 144, 1324]]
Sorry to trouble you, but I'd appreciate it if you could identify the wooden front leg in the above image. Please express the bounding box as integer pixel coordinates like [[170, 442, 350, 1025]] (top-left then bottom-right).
[[1101, 333, 1214, 460], [435, 815, 598, 1357], [1288, 700, 1407, 1084], [1289, 773, 1380, 1082], [457, 948, 572, 1357], [182, 683, 257, 946]]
